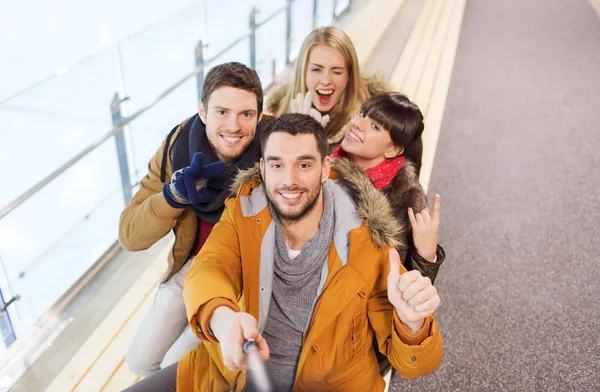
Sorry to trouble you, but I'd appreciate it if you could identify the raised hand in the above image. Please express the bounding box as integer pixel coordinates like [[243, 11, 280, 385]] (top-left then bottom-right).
[[290, 92, 330, 127], [163, 152, 226, 208], [209, 307, 270, 371], [387, 248, 440, 333], [408, 194, 441, 262]]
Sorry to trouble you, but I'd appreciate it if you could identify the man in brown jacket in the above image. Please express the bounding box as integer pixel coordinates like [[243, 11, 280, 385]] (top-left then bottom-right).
[[119, 62, 271, 376]]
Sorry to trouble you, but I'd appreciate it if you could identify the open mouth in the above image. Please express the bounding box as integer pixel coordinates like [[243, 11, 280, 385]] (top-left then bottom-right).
[[316, 89, 334, 106], [220, 134, 243, 145], [346, 128, 363, 143]]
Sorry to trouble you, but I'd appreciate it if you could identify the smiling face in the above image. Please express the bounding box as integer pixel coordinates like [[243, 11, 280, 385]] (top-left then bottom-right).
[[304, 44, 349, 114], [341, 112, 403, 169], [199, 86, 262, 164], [260, 132, 330, 223]]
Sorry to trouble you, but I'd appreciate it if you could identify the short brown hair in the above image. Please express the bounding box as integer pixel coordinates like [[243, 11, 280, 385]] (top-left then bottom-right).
[[201, 62, 263, 114], [260, 113, 328, 161]]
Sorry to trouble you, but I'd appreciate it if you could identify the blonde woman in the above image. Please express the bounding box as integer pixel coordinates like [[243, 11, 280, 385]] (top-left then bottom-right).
[[267, 26, 390, 148]]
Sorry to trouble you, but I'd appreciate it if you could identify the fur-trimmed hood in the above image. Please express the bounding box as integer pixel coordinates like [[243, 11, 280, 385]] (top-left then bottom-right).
[[331, 157, 427, 248], [229, 162, 401, 249], [265, 83, 289, 116]]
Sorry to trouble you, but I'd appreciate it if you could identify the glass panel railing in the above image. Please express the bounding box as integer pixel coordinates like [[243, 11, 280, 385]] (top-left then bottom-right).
[[290, 0, 316, 62], [203, 0, 283, 60], [0, 0, 351, 356], [316, 0, 336, 27], [0, 48, 119, 210], [255, 8, 288, 87], [0, 139, 124, 336], [206, 36, 252, 74], [335, 0, 351, 18], [116, 2, 207, 183], [117, 3, 206, 112], [127, 79, 199, 185]]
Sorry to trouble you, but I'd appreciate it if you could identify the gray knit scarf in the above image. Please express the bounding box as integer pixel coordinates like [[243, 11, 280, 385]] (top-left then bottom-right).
[[271, 181, 334, 295], [259, 181, 335, 392]]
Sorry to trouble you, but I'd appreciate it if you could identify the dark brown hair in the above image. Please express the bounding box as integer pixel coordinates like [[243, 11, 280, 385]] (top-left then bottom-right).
[[201, 62, 263, 114], [260, 113, 328, 161], [360, 92, 424, 173]]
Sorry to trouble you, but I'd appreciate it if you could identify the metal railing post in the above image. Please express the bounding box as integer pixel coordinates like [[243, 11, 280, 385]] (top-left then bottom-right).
[[195, 40, 205, 101], [249, 7, 257, 69], [285, 0, 292, 64], [0, 288, 17, 348], [312, 0, 318, 29], [111, 93, 132, 205], [0, 252, 17, 348]]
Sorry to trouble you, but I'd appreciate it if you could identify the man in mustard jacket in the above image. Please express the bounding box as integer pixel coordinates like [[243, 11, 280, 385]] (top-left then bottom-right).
[[125, 113, 443, 392]]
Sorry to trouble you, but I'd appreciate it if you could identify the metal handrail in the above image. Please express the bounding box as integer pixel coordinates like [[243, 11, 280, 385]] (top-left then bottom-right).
[[0, 28, 256, 221], [0, 0, 354, 221], [0, 6, 288, 221]]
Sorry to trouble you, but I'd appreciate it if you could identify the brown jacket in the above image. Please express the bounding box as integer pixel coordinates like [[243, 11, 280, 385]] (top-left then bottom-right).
[[118, 121, 197, 282], [178, 165, 443, 391]]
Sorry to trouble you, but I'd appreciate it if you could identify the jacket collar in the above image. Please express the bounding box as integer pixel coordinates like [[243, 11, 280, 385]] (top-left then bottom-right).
[[331, 156, 427, 248]]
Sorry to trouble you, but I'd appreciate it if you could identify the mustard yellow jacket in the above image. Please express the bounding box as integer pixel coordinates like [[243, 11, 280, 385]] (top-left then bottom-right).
[[178, 165, 443, 391]]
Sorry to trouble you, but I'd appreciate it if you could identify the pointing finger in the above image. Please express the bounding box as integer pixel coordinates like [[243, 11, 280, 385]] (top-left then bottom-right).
[[189, 152, 205, 173], [432, 194, 441, 222]]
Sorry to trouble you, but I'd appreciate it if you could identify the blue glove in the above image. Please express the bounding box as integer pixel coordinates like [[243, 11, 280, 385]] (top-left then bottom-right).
[[163, 152, 226, 208]]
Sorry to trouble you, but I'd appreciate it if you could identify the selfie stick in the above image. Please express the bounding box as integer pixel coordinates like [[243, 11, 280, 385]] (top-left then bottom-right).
[[243, 339, 272, 392]]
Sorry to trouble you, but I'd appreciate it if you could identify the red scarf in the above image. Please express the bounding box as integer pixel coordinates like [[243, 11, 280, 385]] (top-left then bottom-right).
[[332, 145, 404, 190]]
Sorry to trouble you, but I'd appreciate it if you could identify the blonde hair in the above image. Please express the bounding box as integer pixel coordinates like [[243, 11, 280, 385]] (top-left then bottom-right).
[[279, 27, 369, 138]]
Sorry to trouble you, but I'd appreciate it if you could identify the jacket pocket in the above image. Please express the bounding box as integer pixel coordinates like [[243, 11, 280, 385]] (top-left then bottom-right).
[[351, 289, 369, 358]]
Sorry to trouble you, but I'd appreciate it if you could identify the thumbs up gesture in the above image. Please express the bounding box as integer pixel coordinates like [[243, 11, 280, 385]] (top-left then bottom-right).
[[387, 248, 440, 333], [163, 152, 226, 208]]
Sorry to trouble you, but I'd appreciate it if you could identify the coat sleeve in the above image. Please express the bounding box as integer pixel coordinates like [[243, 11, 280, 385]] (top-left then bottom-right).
[[368, 251, 443, 380], [406, 244, 446, 285], [118, 132, 184, 251], [183, 197, 243, 342]]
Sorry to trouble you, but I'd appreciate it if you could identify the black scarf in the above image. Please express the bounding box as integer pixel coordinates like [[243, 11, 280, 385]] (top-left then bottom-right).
[[170, 113, 263, 224]]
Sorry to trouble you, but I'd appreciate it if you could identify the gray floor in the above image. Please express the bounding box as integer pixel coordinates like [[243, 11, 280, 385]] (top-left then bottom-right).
[[391, 0, 600, 391]]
